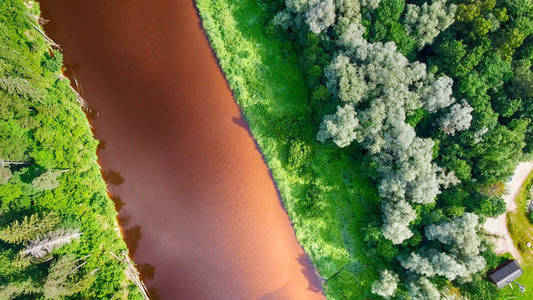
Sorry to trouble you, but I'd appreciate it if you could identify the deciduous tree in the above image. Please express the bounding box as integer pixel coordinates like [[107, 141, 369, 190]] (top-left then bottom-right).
[[403, 0, 457, 49], [371, 269, 399, 299], [439, 101, 474, 135], [305, 0, 336, 34], [408, 277, 441, 300]]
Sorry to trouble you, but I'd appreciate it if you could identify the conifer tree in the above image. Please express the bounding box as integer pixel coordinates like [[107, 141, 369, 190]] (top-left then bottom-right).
[[0, 280, 40, 300], [0, 212, 60, 244], [43, 255, 94, 298]]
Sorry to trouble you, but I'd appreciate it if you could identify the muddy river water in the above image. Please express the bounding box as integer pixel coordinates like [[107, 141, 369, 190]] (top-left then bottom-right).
[[39, 0, 324, 299]]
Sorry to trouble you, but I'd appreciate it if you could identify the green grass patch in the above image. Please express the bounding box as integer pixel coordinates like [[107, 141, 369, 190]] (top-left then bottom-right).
[[194, 0, 381, 298], [504, 170, 533, 299]]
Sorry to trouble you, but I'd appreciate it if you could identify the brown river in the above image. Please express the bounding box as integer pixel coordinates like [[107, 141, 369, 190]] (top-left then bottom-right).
[[39, 0, 324, 299]]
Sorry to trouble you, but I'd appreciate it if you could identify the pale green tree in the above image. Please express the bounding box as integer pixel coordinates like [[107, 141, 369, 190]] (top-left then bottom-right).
[[425, 213, 482, 256], [371, 269, 400, 299], [305, 0, 336, 34], [408, 277, 441, 300], [0, 167, 11, 185], [382, 200, 417, 244], [317, 104, 359, 147], [404, 0, 457, 49], [439, 101, 473, 136]]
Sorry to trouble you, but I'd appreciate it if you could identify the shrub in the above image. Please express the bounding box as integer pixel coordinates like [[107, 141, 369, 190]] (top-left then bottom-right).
[[42, 50, 63, 73], [287, 140, 311, 169]]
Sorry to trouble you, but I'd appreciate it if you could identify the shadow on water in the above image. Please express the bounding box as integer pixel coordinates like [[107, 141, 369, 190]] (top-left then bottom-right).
[[193, 0, 325, 294], [123, 225, 142, 257], [138, 263, 156, 280], [259, 254, 324, 299], [83, 105, 99, 120], [103, 169, 125, 185], [232, 115, 249, 131], [298, 254, 324, 293], [64, 61, 81, 73], [110, 194, 125, 212], [147, 287, 161, 300], [117, 214, 132, 227], [96, 138, 106, 151]]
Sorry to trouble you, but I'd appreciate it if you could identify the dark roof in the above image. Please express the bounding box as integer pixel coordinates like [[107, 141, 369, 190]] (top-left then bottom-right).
[[488, 260, 523, 289]]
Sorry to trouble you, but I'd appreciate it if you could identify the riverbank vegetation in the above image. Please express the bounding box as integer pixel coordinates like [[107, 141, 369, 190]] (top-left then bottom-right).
[[196, 0, 532, 298], [0, 0, 142, 298]]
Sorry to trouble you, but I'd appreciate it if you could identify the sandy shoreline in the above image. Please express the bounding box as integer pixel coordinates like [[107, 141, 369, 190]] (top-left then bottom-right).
[[483, 162, 533, 262]]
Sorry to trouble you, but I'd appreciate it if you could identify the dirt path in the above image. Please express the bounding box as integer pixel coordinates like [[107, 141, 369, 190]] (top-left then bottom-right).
[[483, 162, 533, 262]]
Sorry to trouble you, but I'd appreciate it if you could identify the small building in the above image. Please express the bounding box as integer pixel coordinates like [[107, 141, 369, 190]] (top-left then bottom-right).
[[488, 260, 523, 289]]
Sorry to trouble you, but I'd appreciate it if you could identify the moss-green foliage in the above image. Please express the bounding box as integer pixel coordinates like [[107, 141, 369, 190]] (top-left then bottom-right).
[[195, 0, 382, 298], [0, 0, 140, 298]]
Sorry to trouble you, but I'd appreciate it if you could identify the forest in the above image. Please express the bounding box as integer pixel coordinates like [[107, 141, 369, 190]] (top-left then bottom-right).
[[196, 0, 532, 298], [1, 0, 532, 298], [0, 1, 143, 298]]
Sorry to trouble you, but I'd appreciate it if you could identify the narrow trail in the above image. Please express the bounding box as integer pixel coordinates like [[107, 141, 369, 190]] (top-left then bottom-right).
[[483, 162, 533, 262]]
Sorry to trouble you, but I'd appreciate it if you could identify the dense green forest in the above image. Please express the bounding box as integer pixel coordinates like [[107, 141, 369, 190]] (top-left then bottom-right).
[[196, 0, 532, 298], [2, 0, 532, 298], [0, 1, 142, 298]]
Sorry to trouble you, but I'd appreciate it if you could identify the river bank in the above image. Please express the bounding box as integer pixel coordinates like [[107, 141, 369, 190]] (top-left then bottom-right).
[[0, 1, 138, 298], [39, 0, 324, 298], [195, 0, 381, 298]]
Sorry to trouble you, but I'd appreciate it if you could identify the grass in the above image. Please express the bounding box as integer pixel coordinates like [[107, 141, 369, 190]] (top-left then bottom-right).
[[194, 0, 381, 298], [504, 170, 533, 299]]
